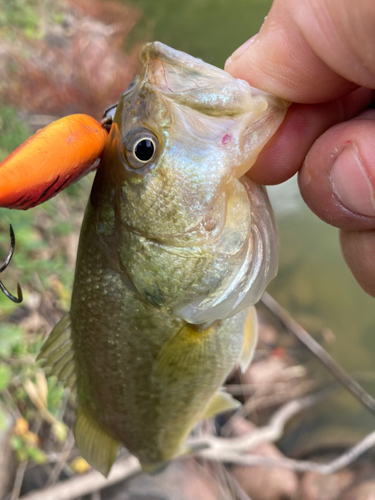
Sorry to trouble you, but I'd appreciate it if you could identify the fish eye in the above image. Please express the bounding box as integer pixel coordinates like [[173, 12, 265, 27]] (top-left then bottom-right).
[[133, 138, 155, 163], [123, 129, 158, 170]]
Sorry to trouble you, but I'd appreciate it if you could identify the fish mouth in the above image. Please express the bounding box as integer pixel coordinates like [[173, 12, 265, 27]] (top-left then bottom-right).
[[139, 42, 212, 95]]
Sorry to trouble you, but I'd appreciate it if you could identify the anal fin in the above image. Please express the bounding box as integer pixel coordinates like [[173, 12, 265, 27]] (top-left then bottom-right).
[[75, 405, 120, 477], [201, 389, 240, 419], [239, 305, 258, 373], [37, 313, 77, 392]]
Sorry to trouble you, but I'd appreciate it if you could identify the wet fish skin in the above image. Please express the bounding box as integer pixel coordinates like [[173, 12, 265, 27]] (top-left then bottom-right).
[[38, 41, 289, 475], [71, 211, 250, 466]]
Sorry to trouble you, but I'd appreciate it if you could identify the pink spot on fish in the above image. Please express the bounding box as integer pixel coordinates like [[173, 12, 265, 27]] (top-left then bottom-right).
[[222, 133, 231, 145]]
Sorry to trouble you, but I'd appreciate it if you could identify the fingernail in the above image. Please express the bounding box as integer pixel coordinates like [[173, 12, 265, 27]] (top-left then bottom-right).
[[331, 143, 375, 216], [225, 35, 257, 69]]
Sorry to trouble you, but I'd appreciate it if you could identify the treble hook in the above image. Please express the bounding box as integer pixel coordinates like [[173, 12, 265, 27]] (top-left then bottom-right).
[[0, 225, 23, 303]]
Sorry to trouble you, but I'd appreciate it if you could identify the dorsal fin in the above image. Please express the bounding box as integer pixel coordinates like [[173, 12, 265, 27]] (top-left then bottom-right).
[[37, 313, 77, 393]]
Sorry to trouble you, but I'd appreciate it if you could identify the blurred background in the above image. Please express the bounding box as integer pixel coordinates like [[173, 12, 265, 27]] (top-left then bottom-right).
[[0, 0, 375, 499]]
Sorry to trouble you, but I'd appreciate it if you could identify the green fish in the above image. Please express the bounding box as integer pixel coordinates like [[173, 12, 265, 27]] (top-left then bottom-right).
[[38, 42, 288, 476]]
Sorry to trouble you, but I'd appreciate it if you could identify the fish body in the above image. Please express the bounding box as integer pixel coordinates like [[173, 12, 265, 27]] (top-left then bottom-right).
[[38, 42, 288, 475]]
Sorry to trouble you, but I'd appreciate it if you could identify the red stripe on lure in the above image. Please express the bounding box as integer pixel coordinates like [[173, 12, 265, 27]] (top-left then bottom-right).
[[0, 114, 108, 210]]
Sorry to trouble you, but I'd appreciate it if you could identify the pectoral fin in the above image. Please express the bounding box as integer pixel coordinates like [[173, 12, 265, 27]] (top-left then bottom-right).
[[75, 405, 121, 477], [37, 313, 77, 393], [201, 389, 240, 419], [153, 321, 219, 384], [239, 305, 258, 373]]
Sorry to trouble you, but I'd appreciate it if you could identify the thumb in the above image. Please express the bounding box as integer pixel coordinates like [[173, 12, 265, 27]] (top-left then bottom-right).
[[298, 110, 375, 231], [225, 0, 375, 103]]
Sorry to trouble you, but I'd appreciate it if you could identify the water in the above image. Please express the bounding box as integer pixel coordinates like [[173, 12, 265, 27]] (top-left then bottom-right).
[[268, 179, 375, 454], [126, 0, 270, 67], [268, 178, 375, 373], [127, 0, 375, 449]]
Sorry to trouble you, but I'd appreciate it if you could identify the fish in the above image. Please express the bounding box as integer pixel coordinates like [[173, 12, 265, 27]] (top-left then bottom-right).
[[36, 41, 289, 476]]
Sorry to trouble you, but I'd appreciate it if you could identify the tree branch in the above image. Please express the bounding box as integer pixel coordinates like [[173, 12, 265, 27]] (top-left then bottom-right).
[[261, 292, 375, 416], [190, 389, 330, 454], [19, 456, 140, 500], [200, 429, 375, 475], [191, 386, 375, 474]]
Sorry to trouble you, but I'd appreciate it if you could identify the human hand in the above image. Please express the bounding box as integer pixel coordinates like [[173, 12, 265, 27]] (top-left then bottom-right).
[[225, 0, 375, 297]]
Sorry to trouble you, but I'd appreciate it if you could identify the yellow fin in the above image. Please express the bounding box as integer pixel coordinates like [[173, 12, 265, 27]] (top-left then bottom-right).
[[37, 313, 77, 391], [74, 405, 120, 477], [153, 322, 219, 384], [201, 389, 240, 419], [239, 305, 258, 373]]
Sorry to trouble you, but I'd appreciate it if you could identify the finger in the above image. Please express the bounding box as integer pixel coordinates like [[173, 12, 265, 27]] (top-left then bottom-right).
[[298, 110, 375, 231], [247, 87, 374, 185], [340, 229, 375, 297], [225, 0, 375, 102]]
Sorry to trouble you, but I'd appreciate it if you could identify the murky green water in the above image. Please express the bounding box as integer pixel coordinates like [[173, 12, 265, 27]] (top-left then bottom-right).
[[126, 0, 270, 67], [128, 0, 375, 448], [268, 179, 375, 454], [268, 179, 375, 373]]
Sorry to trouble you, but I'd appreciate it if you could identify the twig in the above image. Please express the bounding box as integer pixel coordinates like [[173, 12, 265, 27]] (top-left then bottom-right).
[[201, 428, 375, 474], [189, 389, 330, 453], [226, 366, 309, 395], [45, 434, 75, 487], [23, 379, 63, 429], [11, 462, 27, 500], [193, 388, 375, 474], [19, 456, 140, 500], [261, 292, 375, 416], [44, 451, 76, 464], [233, 380, 314, 420], [221, 466, 253, 500]]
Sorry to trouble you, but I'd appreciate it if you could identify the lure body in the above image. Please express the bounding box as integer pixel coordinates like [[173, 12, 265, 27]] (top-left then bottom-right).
[[0, 114, 108, 209], [37, 42, 289, 475]]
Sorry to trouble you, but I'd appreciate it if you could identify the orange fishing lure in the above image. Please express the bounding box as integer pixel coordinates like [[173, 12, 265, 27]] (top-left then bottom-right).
[[0, 114, 108, 209]]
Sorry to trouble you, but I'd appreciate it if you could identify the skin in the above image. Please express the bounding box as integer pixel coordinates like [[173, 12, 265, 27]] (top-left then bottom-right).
[[225, 0, 375, 297]]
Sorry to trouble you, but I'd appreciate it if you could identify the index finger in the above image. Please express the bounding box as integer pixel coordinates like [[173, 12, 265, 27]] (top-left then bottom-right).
[[247, 87, 375, 185], [225, 0, 375, 103]]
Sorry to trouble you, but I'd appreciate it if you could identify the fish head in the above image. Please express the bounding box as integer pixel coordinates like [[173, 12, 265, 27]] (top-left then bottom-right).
[[99, 41, 288, 243], [90, 42, 289, 322]]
